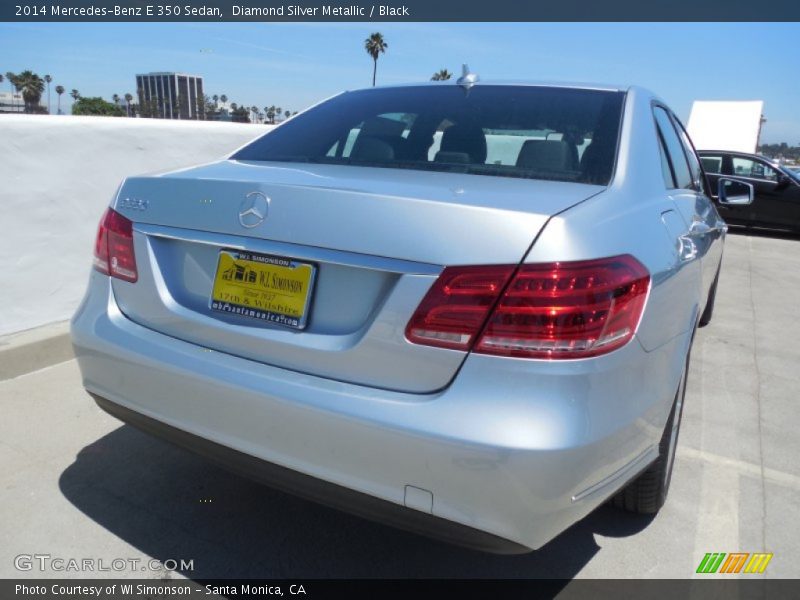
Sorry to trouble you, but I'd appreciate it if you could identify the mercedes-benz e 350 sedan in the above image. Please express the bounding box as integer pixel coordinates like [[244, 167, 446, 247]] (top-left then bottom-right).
[[71, 79, 751, 553]]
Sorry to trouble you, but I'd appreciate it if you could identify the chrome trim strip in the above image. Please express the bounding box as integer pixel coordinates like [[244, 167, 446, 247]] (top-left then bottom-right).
[[571, 445, 659, 503], [134, 222, 443, 275]]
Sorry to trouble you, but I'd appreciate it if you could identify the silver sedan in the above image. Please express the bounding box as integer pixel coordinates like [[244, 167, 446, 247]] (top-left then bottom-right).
[[71, 77, 750, 553]]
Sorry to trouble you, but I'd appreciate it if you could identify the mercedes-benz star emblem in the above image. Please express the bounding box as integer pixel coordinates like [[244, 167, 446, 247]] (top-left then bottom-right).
[[238, 191, 270, 228]]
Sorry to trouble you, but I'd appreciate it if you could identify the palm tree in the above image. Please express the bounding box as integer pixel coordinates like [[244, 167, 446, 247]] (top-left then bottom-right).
[[267, 105, 276, 124], [7, 71, 45, 113], [70, 89, 80, 105], [212, 94, 219, 108], [6, 73, 19, 104], [4, 73, 20, 110], [220, 94, 228, 108], [6, 72, 20, 111], [276, 107, 282, 122], [364, 32, 388, 87], [55, 85, 65, 114], [230, 102, 237, 111], [124, 93, 133, 117], [44, 74, 52, 113], [431, 69, 452, 81], [112, 94, 120, 106]]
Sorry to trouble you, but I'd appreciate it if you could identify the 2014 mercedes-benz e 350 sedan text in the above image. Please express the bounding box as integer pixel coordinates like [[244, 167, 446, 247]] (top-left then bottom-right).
[[71, 76, 752, 553]]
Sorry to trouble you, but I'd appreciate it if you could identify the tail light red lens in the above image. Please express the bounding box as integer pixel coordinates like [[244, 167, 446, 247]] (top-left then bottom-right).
[[475, 255, 650, 358], [92, 208, 138, 283], [405, 265, 516, 351], [406, 255, 649, 359]]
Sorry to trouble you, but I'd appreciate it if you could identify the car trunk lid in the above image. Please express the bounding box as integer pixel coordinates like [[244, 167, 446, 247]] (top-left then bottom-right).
[[109, 160, 602, 393]]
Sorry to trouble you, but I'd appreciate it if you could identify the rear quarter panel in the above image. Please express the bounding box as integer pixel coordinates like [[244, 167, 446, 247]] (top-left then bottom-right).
[[523, 87, 707, 421]]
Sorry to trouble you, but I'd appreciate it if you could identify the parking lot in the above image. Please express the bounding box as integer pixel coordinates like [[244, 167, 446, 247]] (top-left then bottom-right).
[[1, 231, 798, 581]]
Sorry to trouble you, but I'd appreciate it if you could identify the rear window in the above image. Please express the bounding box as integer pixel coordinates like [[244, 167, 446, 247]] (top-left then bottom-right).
[[233, 85, 625, 185]]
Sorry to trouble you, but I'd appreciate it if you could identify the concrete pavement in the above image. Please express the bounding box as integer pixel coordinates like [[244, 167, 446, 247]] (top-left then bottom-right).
[[1, 231, 798, 580]]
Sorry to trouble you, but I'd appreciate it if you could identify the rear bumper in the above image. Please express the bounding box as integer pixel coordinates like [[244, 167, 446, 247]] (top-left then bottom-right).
[[71, 272, 688, 551], [91, 392, 528, 554]]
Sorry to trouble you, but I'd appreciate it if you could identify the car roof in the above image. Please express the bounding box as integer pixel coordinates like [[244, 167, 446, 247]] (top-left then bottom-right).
[[699, 150, 762, 157], [346, 80, 634, 94], [697, 150, 777, 160]]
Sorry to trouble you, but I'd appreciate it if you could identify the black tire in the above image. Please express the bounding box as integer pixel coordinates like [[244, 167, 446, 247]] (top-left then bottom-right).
[[612, 349, 689, 514], [698, 267, 720, 328]]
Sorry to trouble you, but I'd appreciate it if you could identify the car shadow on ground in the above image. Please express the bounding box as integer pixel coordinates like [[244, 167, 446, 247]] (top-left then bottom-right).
[[59, 424, 654, 580]]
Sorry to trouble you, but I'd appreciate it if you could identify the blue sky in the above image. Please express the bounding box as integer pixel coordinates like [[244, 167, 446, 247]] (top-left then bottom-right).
[[1, 22, 798, 143]]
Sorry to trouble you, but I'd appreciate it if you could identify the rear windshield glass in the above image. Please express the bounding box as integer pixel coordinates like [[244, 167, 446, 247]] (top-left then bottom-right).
[[233, 85, 625, 185]]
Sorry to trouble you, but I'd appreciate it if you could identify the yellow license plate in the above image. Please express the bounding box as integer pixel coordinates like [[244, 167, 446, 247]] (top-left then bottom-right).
[[210, 250, 316, 329]]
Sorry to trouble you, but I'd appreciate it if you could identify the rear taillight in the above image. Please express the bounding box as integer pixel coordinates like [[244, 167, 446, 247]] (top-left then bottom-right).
[[92, 208, 137, 283], [406, 255, 649, 359], [405, 265, 516, 351]]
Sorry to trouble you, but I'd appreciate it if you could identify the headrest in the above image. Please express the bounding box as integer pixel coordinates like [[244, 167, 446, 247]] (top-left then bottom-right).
[[439, 123, 487, 164], [516, 140, 576, 171], [350, 136, 395, 162]]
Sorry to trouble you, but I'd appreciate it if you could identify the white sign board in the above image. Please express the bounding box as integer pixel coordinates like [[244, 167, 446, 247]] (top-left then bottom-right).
[[687, 101, 764, 153]]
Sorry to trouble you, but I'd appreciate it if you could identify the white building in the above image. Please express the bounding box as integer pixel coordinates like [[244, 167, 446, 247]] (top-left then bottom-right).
[[0, 91, 25, 113]]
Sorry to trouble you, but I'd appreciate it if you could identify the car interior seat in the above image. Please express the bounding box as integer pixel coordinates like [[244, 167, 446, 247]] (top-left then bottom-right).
[[516, 140, 578, 172], [434, 123, 488, 164], [349, 136, 396, 163], [580, 136, 615, 184]]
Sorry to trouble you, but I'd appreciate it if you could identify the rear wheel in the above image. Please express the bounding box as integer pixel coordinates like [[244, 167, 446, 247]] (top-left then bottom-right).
[[612, 348, 689, 514]]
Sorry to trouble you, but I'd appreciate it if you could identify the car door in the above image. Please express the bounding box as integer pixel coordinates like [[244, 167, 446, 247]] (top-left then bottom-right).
[[779, 171, 800, 232], [653, 106, 723, 304], [730, 155, 800, 230], [699, 152, 724, 193]]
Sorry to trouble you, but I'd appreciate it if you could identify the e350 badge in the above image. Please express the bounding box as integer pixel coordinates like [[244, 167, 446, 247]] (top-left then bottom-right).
[[118, 197, 149, 211]]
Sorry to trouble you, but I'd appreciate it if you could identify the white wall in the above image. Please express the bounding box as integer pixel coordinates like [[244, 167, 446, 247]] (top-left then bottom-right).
[[0, 115, 272, 336]]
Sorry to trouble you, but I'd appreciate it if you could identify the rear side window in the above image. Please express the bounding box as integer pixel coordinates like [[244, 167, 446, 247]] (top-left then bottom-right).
[[700, 154, 723, 174], [672, 116, 705, 191], [656, 133, 676, 188], [233, 85, 625, 185], [654, 107, 693, 190], [732, 157, 779, 181]]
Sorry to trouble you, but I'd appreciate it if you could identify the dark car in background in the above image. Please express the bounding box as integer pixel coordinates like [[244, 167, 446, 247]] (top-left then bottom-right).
[[699, 150, 800, 233]]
